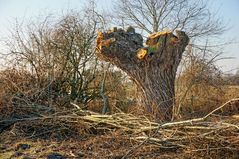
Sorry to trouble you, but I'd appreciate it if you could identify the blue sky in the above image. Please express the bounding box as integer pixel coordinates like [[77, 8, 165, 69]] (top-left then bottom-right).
[[0, 0, 238, 73]]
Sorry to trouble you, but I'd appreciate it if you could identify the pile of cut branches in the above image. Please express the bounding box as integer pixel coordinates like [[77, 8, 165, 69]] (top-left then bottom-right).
[[1, 99, 239, 158]]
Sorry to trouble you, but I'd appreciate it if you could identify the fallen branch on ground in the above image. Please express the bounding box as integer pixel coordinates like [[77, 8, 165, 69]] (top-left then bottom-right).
[[1, 98, 239, 158]]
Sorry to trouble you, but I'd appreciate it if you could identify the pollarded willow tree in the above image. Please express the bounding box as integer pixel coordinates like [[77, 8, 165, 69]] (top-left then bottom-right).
[[96, 28, 189, 121], [95, 0, 225, 121]]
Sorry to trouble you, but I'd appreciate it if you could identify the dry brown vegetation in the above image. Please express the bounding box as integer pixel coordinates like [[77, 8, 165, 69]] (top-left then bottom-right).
[[0, 6, 239, 159]]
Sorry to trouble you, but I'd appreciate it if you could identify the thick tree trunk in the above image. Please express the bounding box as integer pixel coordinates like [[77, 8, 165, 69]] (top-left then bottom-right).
[[134, 68, 176, 121], [96, 28, 189, 121]]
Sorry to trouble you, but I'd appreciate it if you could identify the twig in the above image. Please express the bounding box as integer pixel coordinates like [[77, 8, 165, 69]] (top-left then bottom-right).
[[121, 135, 150, 159], [159, 98, 239, 129]]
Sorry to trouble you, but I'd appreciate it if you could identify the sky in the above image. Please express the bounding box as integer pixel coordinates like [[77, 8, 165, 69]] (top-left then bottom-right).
[[0, 0, 238, 73]]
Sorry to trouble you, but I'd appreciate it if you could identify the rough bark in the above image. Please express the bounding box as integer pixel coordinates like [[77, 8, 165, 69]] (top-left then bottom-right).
[[96, 27, 189, 121]]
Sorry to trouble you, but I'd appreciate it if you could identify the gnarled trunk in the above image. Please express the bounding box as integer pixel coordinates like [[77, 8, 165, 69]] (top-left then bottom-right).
[[96, 28, 189, 121]]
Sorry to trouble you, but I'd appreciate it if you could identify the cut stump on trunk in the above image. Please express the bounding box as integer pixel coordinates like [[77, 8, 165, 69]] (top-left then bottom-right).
[[96, 27, 189, 121]]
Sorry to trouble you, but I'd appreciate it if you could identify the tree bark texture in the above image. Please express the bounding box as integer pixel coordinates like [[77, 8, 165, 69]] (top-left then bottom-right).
[[96, 27, 189, 121]]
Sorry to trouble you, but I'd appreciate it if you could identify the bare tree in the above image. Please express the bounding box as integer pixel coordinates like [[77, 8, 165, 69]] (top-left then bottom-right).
[[114, 0, 224, 38], [2, 11, 104, 108]]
